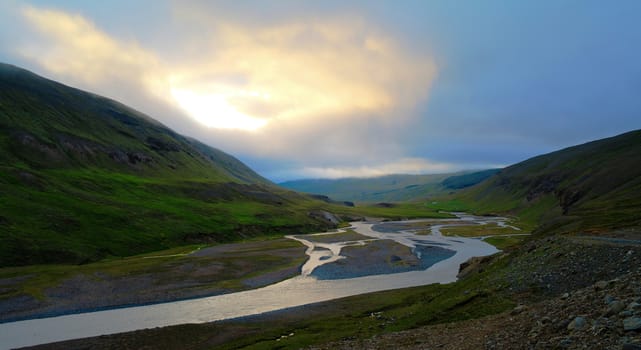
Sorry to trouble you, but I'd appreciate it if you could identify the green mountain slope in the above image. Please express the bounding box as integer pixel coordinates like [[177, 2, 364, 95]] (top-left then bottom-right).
[[457, 129, 641, 233], [0, 63, 266, 183], [280, 170, 498, 203], [441, 169, 500, 190], [0, 63, 334, 267]]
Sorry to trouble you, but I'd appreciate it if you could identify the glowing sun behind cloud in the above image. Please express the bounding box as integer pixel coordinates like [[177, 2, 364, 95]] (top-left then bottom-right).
[[169, 87, 268, 131], [14, 3, 442, 177], [164, 18, 437, 130]]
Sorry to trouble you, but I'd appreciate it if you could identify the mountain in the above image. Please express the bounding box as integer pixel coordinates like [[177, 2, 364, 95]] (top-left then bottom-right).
[[0, 63, 335, 266], [0, 63, 267, 183], [441, 169, 501, 190], [280, 170, 499, 203], [457, 129, 641, 233]]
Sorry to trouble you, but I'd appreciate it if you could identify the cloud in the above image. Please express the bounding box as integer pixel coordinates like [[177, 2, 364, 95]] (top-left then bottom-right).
[[166, 17, 436, 129], [13, 3, 440, 180], [19, 6, 166, 97]]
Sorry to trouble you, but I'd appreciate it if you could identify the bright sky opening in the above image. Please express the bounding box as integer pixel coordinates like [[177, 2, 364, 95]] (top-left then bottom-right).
[[170, 87, 268, 131]]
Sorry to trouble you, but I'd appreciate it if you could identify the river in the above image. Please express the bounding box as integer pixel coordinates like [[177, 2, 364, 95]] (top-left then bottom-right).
[[0, 214, 510, 349]]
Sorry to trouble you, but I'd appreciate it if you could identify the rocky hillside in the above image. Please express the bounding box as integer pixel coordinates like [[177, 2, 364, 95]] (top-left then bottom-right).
[[0, 63, 335, 266], [312, 233, 641, 350]]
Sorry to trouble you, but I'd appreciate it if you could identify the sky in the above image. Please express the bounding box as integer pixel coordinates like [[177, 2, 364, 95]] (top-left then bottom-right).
[[1, 0, 640, 181]]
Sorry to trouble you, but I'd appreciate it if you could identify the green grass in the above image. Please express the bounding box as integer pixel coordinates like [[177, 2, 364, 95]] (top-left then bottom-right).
[[426, 195, 540, 232], [0, 162, 452, 268], [432, 222, 529, 250], [0, 165, 330, 266], [0, 162, 455, 267], [440, 223, 523, 237], [425, 198, 473, 212], [434, 129, 641, 235], [483, 235, 528, 250], [341, 202, 454, 220]]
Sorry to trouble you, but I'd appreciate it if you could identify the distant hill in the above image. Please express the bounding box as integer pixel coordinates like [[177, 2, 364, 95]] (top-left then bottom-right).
[[0, 63, 334, 266], [441, 169, 500, 190], [458, 129, 641, 233], [280, 170, 498, 203]]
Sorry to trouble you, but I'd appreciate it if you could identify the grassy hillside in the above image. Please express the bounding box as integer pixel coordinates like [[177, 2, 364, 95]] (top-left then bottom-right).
[[0, 63, 267, 183], [441, 169, 500, 190], [280, 170, 497, 203], [443, 130, 641, 233], [0, 63, 339, 266]]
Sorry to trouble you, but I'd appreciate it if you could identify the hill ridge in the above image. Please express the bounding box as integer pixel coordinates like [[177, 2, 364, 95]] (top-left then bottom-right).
[[0, 63, 332, 266], [457, 128, 641, 233], [0, 62, 269, 184]]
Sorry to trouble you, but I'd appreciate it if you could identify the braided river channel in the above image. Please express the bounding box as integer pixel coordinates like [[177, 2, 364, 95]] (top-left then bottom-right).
[[0, 213, 522, 349]]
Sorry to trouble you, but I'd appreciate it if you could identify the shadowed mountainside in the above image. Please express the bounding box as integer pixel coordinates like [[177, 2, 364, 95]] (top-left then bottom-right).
[[456, 129, 641, 233], [0, 63, 336, 266]]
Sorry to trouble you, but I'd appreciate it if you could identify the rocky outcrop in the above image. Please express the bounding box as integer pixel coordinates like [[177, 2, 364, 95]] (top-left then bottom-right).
[[308, 210, 341, 226], [308, 194, 355, 207], [375, 202, 395, 208], [457, 255, 496, 278]]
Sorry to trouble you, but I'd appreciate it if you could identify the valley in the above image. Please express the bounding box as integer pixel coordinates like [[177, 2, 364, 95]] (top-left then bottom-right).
[[0, 63, 344, 267], [279, 170, 499, 203], [0, 63, 640, 349], [17, 219, 640, 350], [0, 214, 520, 349]]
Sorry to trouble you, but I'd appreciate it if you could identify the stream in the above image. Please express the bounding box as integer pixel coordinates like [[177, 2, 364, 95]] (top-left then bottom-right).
[[0, 213, 514, 349]]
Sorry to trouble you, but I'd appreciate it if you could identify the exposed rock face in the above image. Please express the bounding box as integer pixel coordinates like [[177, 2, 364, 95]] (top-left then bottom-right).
[[308, 194, 355, 207], [308, 210, 341, 226], [374, 202, 395, 208], [12, 131, 156, 168], [457, 255, 495, 278], [145, 136, 180, 152]]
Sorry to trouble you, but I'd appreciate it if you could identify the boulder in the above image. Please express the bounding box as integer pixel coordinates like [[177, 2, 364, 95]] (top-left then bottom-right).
[[623, 317, 641, 331], [567, 316, 587, 331]]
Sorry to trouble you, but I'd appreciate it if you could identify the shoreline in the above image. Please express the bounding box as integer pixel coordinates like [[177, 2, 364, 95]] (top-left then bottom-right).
[[0, 215, 507, 348], [0, 239, 307, 324]]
